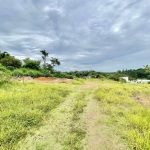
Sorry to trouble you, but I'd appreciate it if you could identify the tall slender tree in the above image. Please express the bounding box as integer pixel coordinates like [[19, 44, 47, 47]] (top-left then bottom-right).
[[40, 50, 48, 67]]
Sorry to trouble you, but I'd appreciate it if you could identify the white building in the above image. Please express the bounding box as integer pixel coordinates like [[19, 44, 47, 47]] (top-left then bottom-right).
[[136, 79, 150, 83], [121, 77, 129, 82]]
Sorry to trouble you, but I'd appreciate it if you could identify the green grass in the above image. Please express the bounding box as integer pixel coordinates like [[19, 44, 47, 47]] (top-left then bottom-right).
[[0, 82, 70, 150], [72, 78, 85, 85], [1, 80, 150, 150], [95, 83, 150, 150], [63, 92, 87, 150]]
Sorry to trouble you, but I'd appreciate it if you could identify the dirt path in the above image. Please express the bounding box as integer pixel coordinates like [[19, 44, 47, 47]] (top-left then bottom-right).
[[82, 99, 104, 150], [15, 82, 128, 150], [82, 98, 128, 150]]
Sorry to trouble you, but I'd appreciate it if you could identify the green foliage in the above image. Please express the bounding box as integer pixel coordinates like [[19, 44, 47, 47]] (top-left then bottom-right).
[[53, 71, 71, 78], [119, 78, 127, 83], [63, 92, 87, 150], [40, 50, 49, 67], [0, 64, 7, 71], [0, 71, 11, 85], [0, 51, 62, 78], [65, 70, 108, 79], [45, 63, 54, 72], [12, 69, 24, 76], [23, 58, 41, 70], [50, 57, 60, 67], [0, 82, 70, 149], [0, 51, 10, 59], [41, 69, 54, 77], [6, 66, 16, 71], [118, 68, 149, 80], [0, 64, 11, 85], [72, 78, 85, 85], [12, 68, 45, 78], [108, 72, 124, 81], [0, 56, 22, 68]]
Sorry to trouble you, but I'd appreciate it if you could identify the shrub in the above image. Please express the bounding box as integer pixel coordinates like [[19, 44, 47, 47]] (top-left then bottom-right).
[[0, 64, 8, 71], [0, 71, 11, 85], [12, 70, 24, 77], [0, 56, 22, 68]]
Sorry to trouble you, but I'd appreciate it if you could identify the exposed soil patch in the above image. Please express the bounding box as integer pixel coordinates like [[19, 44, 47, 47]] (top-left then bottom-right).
[[12, 76, 33, 81], [34, 77, 73, 83], [133, 94, 150, 106], [82, 99, 127, 150], [85, 82, 100, 87], [13, 76, 73, 83], [34, 77, 56, 82]]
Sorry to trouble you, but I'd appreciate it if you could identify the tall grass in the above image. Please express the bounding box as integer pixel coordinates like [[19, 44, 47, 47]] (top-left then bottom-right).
[[63, 91, 87, 150], [95, 83, 150, 149], [0, 82, 70, 150]]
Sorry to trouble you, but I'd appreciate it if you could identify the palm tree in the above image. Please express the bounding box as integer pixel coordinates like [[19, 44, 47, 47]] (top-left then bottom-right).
[[40, 50, 48, 67]]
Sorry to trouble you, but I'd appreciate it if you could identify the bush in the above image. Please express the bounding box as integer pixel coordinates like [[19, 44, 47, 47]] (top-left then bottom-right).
[[119, 78, 127, 83], [12, 70, 24, 77], [23, 58, 41, 70], [7, 66, 16, 71], [0, 64, 7, 71], [0, 71, 11, 85], [66, 75, 73, 79], [0, 56, 22, 68]]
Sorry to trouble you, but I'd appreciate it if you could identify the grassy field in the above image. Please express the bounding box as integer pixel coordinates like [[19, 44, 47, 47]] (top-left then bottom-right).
[[0, 82, 70, 150], [1, 80, 150, 149]]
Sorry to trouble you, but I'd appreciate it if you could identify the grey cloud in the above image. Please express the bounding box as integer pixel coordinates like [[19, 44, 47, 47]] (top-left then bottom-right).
[[0, 0, 150, 71]]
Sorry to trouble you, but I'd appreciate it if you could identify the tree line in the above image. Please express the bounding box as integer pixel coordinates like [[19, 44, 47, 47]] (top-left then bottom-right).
[[0, 50, 73, 79], [0, 50, 150, 81], [0, 50, 60, 72]]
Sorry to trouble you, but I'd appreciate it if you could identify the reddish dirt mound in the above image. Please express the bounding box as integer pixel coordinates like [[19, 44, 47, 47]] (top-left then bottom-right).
[[34, 77, 56, 82], [12, 76, 73, 83], [33, 77, 73, 83]]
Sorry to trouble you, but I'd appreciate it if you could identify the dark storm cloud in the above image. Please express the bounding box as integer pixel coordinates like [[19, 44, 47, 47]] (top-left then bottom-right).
[[0, 0, 150, 71]]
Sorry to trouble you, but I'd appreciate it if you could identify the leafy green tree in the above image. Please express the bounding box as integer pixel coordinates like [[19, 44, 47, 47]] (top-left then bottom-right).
[[0, 56, 21, 68], [45, 63, 54, 72], [23, 58, 41, 70], [40, 50, 48, 67], [50, 57, 61, 67], [0, 51, 10, 59], [43, 57, 61, 73], [108, 73, 122, 81]]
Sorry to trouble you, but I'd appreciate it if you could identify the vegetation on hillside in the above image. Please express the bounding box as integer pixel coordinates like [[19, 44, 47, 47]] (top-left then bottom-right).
[[0, 50, 74, 79], [1, 50, 150, 81]]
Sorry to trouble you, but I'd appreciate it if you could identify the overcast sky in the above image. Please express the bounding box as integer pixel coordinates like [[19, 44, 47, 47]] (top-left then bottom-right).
[[0, 0, 150, 72]]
